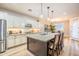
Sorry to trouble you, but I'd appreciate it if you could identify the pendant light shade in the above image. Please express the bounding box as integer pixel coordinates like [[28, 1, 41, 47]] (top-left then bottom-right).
[[40, 3, 43, 18], [47, 6, 50, 20], [51, 10, 54, 19], [47, 6, 50, 17]]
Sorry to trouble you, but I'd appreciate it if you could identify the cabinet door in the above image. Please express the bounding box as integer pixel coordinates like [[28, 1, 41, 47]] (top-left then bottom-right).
[[15, 36, 21, 45], [7, 35, 27, 48], [21, 35, 27, 44], [7, 36, 15, 48]]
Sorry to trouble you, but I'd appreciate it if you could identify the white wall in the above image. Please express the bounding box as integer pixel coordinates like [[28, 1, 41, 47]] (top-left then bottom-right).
[[0, 9, 44, 32]]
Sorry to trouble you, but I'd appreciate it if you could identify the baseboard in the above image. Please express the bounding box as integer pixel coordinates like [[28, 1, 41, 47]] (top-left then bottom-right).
[[7, 43, 26, 50]]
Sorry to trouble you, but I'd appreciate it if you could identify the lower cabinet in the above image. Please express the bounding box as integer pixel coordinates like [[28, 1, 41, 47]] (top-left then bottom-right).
[[20, 36, 27, 44], [7, 36, 14, 48], [7, 35, 27, 49], [15, 36, 21, 46]]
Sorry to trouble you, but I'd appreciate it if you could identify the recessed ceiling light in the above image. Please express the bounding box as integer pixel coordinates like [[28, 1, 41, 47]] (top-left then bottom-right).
[[63, 12, 67, 15]]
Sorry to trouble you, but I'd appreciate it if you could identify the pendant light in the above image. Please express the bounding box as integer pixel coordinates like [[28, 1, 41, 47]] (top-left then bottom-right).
[[51, 10, 54, 19], [47, 6, 50, 20], [40, 3, 43, 18], [37, 3, 43, 22]]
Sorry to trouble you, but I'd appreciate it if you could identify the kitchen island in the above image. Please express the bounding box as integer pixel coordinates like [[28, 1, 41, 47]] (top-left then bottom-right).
[[27, 32, 59, 56]]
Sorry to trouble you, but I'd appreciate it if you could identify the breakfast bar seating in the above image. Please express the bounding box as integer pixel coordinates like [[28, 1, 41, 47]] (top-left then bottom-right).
[[58, 32, 64, 54], [48, 31, 64, 56], [48, 34, 60, 56]]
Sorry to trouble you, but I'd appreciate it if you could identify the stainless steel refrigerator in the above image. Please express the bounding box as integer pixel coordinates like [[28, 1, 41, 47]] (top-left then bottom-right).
[[0, 19, 7, 53]]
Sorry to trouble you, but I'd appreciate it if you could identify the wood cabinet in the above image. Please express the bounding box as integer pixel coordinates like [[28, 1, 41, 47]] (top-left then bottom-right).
[[27, 37, 47, 56]]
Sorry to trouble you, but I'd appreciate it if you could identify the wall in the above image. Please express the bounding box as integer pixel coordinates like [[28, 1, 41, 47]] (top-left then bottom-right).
[[64, 20, 70, 37]]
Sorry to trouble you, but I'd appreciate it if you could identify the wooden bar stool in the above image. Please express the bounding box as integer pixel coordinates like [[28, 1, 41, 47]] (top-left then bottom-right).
[[57, 31, 64, 55], [47, 34, 60, 56]]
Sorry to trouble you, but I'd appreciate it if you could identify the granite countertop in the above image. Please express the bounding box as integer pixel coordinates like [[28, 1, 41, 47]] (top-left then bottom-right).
[[27, 32, 59, 42]]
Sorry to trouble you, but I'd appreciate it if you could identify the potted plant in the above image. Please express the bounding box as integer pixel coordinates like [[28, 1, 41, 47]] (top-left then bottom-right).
[[50, 23, 56, 33]]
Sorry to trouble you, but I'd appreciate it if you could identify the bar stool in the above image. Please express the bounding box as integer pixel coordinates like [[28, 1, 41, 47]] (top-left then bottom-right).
[[59, 32, 64, 51], [48, 34, 60, 56], [57, 31, 64, 55]]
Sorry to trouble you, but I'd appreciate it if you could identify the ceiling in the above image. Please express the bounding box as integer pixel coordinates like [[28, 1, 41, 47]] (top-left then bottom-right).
[[0, 3, 79, 20]]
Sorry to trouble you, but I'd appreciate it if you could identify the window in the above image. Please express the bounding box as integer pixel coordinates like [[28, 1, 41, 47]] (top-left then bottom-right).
[[71, 18, 79, 40], [55, 23, 64, 31]]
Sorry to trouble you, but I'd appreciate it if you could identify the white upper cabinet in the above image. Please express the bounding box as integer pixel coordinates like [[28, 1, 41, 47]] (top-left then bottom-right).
[[0, 11, 8, 19]]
